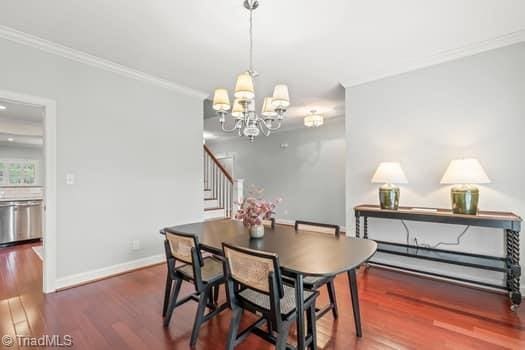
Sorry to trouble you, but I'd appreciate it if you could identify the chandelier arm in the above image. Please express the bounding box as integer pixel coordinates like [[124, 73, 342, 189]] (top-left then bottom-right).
[[266, 121, 282, 131], [257, 120, 271, 136], [258, 116, 282, 131], [238, 119, 245, 136], [220, 117, 241, 133], [256, 116, 282, 133]]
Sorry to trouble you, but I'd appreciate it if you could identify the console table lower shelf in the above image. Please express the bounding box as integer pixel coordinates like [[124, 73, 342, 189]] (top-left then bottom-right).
[[354, 205, 522, 311]]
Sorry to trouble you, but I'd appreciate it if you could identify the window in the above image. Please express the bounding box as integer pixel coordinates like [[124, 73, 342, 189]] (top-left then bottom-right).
[[0, 159, 39, 186]]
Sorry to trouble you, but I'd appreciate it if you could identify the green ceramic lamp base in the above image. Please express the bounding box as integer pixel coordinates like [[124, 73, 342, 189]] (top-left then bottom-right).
[[379, 184, 400, 210], [450, 184, 479, 215]]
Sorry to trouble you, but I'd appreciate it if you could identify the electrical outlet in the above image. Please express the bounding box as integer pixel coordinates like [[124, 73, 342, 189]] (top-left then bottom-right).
[[132, 240, 141, 251], [66, 173, 75, 185]]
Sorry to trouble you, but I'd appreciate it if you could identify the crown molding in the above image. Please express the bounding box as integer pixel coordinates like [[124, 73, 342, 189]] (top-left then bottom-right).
[[341, 29, 525, 88], [0, 25, 209, 100]]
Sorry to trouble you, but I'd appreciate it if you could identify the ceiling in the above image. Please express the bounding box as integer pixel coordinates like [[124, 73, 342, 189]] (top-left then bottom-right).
[[0, 99, 44, 147], [0, 0, 524, 136]]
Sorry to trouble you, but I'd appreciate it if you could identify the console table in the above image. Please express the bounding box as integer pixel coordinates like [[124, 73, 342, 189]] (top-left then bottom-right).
[[354, 204, 522, 311]]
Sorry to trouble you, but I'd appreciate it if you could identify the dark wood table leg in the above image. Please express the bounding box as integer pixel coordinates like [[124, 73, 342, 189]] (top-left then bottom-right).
[[347, 269, 362, 337], [295, 273, 306, 350]]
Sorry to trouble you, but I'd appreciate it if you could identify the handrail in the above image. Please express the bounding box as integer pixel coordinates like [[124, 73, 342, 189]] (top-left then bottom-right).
[[203, 144, 234, 218], [203, 144, 233, 183]]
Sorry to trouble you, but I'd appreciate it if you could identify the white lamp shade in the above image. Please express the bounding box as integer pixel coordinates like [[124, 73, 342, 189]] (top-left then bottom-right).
[[440, 158, 490, 184], [271, 84, 290, 108], [261, 97, 277, 118], [234, 73, 255, 100], [304, 114, 324, 127], [231, 99, 244, 118], [371, 162, 408, 184], [212, 89, 231, 111]]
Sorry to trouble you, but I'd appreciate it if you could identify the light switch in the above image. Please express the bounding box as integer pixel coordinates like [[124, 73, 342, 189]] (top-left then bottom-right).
[[66, 173, 75, 185]]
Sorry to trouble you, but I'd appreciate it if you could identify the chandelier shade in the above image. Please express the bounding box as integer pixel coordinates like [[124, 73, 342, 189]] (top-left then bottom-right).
[[261, 97, 277, 118], [212, 89, 231, 111], [271, 85, 290, 109], [234, 73, 255, 100], [231, 99, 244, 118]]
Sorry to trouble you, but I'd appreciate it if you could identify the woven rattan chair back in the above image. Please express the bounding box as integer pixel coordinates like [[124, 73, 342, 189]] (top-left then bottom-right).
[[166, 231, 201, 265], [223, 243, 283, 297], [295, 220, 340, 236]]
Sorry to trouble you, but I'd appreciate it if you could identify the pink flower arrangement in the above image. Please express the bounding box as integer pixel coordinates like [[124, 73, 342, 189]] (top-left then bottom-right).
[[235, 185, 282, 228]]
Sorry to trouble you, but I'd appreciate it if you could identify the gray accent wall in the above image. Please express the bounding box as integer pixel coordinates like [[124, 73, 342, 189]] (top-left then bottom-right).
[[345, 43, 525, 287], [208, 118, 346, 226], [0, 37, 204, 279]]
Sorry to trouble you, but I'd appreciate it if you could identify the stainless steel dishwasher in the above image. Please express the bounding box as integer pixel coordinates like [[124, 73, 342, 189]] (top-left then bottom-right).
[[0, 200, 43, 245]]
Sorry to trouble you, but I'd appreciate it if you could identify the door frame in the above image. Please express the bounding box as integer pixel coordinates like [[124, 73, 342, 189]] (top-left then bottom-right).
[[0, 89, 57, 293]]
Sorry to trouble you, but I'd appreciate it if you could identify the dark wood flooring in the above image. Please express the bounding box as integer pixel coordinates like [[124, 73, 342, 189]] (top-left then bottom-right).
[[1, 242, 524, 349]]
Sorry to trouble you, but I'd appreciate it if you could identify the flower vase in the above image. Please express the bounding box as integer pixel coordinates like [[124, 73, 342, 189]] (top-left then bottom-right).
[[249, 224, 265, 239]]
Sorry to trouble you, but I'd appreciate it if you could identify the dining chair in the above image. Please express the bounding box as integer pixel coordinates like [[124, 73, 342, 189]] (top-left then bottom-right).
[[222, 243, 319, 350], [162, 231, 228, 347], [263, 217, 276, 229], [292, 220, 340, 320]]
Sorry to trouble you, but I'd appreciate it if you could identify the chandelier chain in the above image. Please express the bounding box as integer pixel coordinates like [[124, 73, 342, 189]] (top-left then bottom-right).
[[249, 7, 254, 73]]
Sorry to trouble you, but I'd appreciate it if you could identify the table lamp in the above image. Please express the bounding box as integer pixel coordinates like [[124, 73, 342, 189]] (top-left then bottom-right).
[[440, 158, 490, 215], [371, 162, 408, 210]]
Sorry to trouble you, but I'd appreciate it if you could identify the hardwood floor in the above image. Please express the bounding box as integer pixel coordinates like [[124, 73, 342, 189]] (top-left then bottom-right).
[[1, 242, 524, 349]]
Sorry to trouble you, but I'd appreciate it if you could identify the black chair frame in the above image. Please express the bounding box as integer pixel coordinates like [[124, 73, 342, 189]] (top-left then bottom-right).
[[266, 217, 276, 229], [222, 243, 319, 350], [290, 220, 340, 320], [162, 231, 228, 347]]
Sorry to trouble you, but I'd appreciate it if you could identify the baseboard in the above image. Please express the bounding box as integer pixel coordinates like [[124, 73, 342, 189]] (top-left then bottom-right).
[[274, 218, 346, 233], [55, 254, 164, 291]]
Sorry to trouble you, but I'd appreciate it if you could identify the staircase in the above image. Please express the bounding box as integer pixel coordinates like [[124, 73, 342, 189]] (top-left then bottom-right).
[[203, 144, 233, 220]]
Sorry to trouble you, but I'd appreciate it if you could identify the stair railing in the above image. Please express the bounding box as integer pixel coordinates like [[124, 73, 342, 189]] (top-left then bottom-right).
[[203, 144, 233, 218]]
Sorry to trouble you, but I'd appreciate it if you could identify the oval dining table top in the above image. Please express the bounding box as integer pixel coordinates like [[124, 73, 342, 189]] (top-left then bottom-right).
[[162, 219, 377, 277]]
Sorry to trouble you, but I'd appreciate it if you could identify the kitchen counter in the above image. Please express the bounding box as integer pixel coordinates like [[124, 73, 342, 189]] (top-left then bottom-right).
[[0, 187, 44, 202]]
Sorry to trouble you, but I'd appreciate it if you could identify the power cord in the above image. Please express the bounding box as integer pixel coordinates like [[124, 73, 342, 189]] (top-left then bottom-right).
[[400, 220, 470, 249], [400, 219, 410, 248]]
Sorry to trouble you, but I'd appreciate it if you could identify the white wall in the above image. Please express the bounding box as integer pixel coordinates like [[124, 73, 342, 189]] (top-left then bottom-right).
[[345, 43, 525, 287], [0, 145, 45, 185], [0, 38, 204, 279], [208, 118, 346, 226]]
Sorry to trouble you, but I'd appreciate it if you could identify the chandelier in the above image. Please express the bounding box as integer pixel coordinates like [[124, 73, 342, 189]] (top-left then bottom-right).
[[211, 0, 290, 142], [304, 110, 324, 128]]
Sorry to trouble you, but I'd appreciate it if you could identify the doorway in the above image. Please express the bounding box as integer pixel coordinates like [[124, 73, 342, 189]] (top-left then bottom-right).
[[0, 89, 56, 293]]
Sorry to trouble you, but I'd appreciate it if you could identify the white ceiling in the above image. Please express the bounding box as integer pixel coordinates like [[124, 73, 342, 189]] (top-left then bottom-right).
[[1, 0, 524, 135]]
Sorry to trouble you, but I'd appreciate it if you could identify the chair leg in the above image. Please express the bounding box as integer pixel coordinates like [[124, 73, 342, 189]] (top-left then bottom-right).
[[267, 317, 274, 335], [208, 287, 215, 307], [190, 289, 209, 347], [226, 306, 243, 350], [276, 320, 292, 350], [213, 284, 220, 305], [163, 278, 182, 327], [162, 272, 172, 317], [326, 280, 339, 319], [307, 305, 318, 350]]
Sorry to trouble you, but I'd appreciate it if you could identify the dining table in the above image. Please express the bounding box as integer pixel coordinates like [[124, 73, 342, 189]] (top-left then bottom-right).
[[161, 219, 377, 350]]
